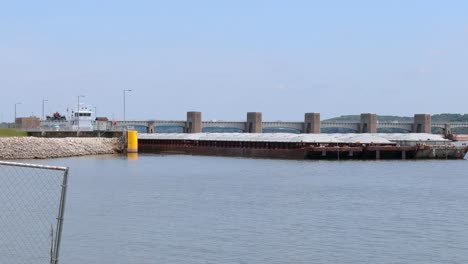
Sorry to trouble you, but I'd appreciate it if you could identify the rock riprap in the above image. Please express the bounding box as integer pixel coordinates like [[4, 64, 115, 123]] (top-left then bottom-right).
[[0, 137, 120, 159]]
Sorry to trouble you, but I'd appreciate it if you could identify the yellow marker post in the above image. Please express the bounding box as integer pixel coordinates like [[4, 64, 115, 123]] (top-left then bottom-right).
[[127, 130, 138, 153]]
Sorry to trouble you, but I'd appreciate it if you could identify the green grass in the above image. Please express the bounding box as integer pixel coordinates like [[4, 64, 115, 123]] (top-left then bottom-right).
[[0, 128, 28, 137]]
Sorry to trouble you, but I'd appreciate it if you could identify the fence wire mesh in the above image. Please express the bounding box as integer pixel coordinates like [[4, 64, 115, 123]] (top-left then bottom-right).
[[0, 161, 68, 264]]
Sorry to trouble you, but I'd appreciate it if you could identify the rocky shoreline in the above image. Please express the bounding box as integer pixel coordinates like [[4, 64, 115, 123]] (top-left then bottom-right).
[[0, 137, 124, 160]]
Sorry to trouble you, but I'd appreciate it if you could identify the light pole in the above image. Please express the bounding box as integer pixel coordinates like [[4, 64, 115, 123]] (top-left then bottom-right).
[[77, 95, 85, 129], [42, 99, 48, 120], [123, 89, 132, 121], [14, 102, 21, 128]]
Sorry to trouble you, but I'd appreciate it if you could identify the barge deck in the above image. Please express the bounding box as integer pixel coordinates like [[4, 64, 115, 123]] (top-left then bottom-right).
[[138, 133, 468, 160]]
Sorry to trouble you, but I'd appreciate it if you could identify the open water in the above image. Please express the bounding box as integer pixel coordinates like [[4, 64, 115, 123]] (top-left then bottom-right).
[[31, 155, 468, 263]]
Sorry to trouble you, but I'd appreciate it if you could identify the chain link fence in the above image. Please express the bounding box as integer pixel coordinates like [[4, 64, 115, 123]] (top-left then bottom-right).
[[0, 161, 69, 264]]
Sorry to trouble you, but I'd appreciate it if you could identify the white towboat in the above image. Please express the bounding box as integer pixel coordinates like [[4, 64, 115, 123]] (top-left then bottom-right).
[[71, 104, 93, 130]]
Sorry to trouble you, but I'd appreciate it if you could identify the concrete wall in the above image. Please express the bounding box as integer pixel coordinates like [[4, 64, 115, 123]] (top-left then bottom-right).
[[247, 112, 262, 133], [360, 113, 377, 133], [444, 124, 452, 135], [304, 113, 320, 133], [413, 114, 431, 133], [147, 121, 155, 133], [27, 131, 123, 138], [186, 111, 202, 133]]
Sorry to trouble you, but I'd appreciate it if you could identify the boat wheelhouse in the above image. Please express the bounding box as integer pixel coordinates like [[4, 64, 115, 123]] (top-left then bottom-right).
[[71, 104, 93, 130]]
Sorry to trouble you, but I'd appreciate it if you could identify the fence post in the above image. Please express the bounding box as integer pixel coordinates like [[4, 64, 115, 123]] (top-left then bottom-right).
[[52, 168, 69, 264]]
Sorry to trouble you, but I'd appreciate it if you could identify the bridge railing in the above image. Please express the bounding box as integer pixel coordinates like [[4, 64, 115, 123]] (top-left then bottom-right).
[[31, 120, 468, 134], [433, 122, 468, 128]]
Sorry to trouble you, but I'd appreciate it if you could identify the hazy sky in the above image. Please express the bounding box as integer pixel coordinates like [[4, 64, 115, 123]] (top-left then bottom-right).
[[1, 0, 467, 122]]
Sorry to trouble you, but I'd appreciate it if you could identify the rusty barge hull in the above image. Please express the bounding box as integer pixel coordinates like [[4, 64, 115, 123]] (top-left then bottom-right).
[[138, 139, 467, 160]]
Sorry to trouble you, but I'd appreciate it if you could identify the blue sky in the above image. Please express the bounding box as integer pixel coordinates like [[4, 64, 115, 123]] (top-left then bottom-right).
[[1, 0, 467, 122]]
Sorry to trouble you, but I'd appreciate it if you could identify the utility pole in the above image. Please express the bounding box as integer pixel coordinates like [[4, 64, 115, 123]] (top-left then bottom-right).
[[42, 99, 48, 120], [123, 89, 132, 121], [14, 102, 21, 128]]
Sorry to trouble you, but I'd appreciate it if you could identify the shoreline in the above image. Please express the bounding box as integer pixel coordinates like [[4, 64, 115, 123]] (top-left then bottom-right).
[[0, 137, 123, 160]]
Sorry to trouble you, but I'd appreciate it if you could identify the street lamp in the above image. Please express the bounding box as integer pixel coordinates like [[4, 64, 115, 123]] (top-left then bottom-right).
[[123, 89, 132, 121], [42, 99, 48, 120], [77, 95, 85, 129], [14, 102, 21, 128]]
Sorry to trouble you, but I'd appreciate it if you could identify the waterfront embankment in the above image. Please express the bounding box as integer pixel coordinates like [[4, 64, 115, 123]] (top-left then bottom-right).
[[0, 137, 122, 160]]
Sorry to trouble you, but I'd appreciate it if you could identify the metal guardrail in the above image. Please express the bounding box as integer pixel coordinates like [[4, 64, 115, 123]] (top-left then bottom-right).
[[0, 161, 69, 264]]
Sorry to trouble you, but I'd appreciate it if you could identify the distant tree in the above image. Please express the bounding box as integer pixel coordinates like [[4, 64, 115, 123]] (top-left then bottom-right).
[[323, 113, 468, 134], [431, 114, 468, 122]]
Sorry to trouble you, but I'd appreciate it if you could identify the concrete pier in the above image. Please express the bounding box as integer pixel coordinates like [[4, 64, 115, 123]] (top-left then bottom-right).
[[304, 113, 320, 133], [147, 121, 155, 133], [413, 114, 431, 133], [186, 111, 202, 133], [444, 124, 452, 136], [247, 112, 262, 133], [360, 113, 377, 133]]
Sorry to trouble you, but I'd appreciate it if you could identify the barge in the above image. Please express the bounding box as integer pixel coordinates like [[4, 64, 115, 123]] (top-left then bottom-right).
[[138, 133, 468, 160]]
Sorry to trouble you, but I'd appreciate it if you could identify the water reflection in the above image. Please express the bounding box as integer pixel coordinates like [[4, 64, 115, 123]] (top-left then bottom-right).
[[127, 153, 138, 160]]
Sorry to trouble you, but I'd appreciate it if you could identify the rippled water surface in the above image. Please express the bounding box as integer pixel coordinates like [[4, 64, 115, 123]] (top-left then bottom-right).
[[36, 155, 468, 263]]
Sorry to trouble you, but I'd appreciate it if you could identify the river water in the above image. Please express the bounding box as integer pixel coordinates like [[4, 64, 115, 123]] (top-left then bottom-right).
[[31, 155, 468, 263]]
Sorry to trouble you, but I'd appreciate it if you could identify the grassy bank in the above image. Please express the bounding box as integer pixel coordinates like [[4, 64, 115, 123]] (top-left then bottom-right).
[[0, 128, 27, 137]]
